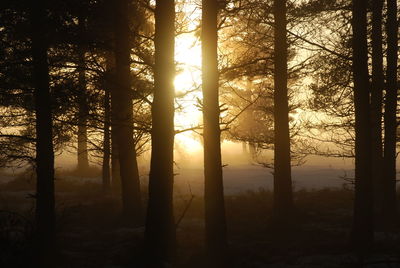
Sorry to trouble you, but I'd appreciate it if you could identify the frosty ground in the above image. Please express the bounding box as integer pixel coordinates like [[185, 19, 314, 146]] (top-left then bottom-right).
[[0, 164, 399, 267]]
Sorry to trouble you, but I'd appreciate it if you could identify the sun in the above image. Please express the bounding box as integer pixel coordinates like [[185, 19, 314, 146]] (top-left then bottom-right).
[[173, 3, 203, 153]]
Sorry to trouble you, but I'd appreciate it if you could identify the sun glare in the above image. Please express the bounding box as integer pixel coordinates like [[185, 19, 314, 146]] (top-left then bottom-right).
[[173, 3, 202, 153]]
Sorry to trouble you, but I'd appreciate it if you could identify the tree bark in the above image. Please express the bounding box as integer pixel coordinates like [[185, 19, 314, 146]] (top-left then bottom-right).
[[102, 84, 111, 193], [202, 0, 228, 264], [76, 39, 89, 173], [112, 0, 142, 222], [111, 127, 121, 190], [145, 0, 176, 262], [30, 0, 55, 265], [382, 0, 398, 226], [351, 0, 374, 253], [106, 54, 121, 191], [273, 0, 294, 223], [370, 0, 385, 218]]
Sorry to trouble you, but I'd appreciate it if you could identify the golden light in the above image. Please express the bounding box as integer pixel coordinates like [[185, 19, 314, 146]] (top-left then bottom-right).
[[173, 2, 203, 154]]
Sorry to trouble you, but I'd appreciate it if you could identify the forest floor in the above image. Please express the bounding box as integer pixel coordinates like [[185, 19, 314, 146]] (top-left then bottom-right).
[[0, 170, 400, 267]]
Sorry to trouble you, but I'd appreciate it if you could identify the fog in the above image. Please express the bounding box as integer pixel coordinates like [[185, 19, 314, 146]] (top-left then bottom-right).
[[44, 137, 380, 197]]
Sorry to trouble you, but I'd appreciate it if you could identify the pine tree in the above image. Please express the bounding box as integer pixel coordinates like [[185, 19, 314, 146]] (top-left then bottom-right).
[[145, 0, 176, 262], [351, 0, 374, 253], [202, 0, 228, 264], [273, 0, 294, 223]]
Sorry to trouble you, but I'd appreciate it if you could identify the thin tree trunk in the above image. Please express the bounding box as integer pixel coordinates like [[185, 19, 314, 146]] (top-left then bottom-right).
[[145, 0, 176, 262], [273, 0, 294, 223], [370, 0, 385, 218], [102, 85, 111, 193], [382, 0, 398, 226], [112, 0, 142, 222], [111, 128, 121, 190], [106, 54, 121, 191], [77, 43, 89, 173], [30, 0, 55, 265], [202, 0, 227, 264], [249, 142, 257, 160], [351, 0, 374, 253]]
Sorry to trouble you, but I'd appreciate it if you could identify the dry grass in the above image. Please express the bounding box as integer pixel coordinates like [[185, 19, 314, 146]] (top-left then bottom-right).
[[1, 176, 400, 267]]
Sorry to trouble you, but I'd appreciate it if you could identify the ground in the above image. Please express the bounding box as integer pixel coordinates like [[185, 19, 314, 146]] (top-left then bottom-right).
[[0, 169, 400, 267]]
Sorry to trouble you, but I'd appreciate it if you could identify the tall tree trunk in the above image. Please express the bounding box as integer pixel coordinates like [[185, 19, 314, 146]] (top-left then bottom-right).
[[382, 0, 398, 226], [111, 127, 121, 190], [30, 0, 55, 265], [112, 0, 142, 222], [273, 0, 294, 223], [370, 0, 385, 218], [145, 0, 176, 262], [102, 85, 111, 193], [351, 0, 374, 253], [103, 53, 115, 193], [106, 54, 121, 191], [77, 43, 89, 173], [202, 0, 227, 264]]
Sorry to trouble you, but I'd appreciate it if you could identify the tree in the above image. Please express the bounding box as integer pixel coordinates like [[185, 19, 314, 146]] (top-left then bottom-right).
[[102, 75, 111, 193], [370, 0, 385, 218], [202, 0, 228, 264], [273, 0, 294, 223], [145, 0, 176, 263], [76, 16, 90, 173], [112, 0, 142, 222], [382, 0, 398, 226], [30, 0, 56, 265], [350, 0, 374, 253]]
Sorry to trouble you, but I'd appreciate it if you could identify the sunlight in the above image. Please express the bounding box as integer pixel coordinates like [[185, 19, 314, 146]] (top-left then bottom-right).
[[176, 132, 203, 153], [173, 3, 202, 152]]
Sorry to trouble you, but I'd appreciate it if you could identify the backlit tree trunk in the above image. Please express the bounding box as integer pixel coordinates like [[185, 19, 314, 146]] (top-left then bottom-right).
[[76, 41, 89, 173], [107, 54, 121, 191], [145, 0, 176, 262], [30, 0, 55, 265], [273, 0, 294, 223], [370, 0, 384, 217], [382, 0, 398, 225], [112, 0, 142, 222], [202, 0, 227, 264], [351, 0, 374, 253], [102, 85, 111, 193], [111, 128, 121, 190]]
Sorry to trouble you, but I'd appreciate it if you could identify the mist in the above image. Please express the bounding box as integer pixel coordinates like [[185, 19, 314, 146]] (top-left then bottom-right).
[[1, 0, 399, 266]]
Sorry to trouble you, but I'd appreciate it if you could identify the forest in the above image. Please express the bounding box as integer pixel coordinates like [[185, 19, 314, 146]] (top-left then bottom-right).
[[0, 0, 399, 267]]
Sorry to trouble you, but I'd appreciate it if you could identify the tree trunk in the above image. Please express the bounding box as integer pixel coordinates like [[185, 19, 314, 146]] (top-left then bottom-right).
[[111, 127, 121, 191], [382, 0, 398, 226], [273, 0, 294, 223], [145, 0, 176, 262], [351, 0, 374, 253], [106, 54, 121, 191], [202, 0, 227, 264], [370, 0, 384, 219], [102, 84, 111, 193], [30, 1, 55, 265], [112, 0, 142, 222], [77, 41, 89, 173]]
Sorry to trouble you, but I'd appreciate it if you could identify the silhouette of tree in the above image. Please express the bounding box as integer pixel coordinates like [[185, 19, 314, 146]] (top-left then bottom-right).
[[102, 72, 111, 193], [350, 0, 374, 254], [382, 0, 398, 226], [29, 0, 56, 265], [370, 0, 385, 219], [76, 16, 90, 174], [202, 0, 228, 265], [273, 0, 294, 223], [145, 0, 176, 263], [111, 0, 143, 223]]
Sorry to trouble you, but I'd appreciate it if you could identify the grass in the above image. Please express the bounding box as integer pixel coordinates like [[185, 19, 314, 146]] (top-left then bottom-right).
[[1, 175, 400, 267]]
